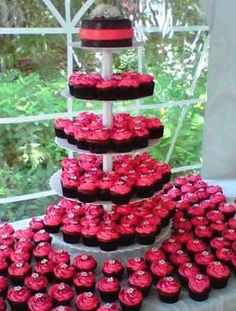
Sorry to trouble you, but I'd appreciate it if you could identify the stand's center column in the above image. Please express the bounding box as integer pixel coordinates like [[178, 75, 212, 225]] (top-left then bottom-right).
[[102, 51, 113, 172]]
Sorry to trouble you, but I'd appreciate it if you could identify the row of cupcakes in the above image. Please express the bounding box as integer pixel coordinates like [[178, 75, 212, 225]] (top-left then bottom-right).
[[68, 72, 155, 100], [54, 112, 164, 153], [60, 154, 171, 204]]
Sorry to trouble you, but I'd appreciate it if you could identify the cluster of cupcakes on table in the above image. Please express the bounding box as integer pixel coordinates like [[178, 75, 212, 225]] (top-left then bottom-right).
[[143, 173, 236, 303], [68, 72, 155, 100], [59, 153, 171, 204], [54, 112, 164, 153], [42, 194, 175, 251]]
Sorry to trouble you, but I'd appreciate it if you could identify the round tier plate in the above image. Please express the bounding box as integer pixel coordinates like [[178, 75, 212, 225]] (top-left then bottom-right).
[[52, 225, 171, 262], [55, 137, 160, 155], [61, 88, 152, 102], [70, 41, 144, 52], [50, 170, 162, 206]]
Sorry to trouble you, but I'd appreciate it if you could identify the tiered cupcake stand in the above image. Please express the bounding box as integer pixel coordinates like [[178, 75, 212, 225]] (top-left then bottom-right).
[[49, 41, 171, 259]]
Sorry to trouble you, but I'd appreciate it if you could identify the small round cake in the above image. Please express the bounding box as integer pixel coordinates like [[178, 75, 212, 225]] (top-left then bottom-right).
[[96, 277, 120, 302], [102, 259, 124, 280], [75, 292, 100, 311], [73, 271, 96, 294], [128, 270, 152, 297], [24, 273, 48, 294], [27, 293, 53, 311], [7, 286, 31, 311], [118, 287, 143, 311], [156, 276, 181, 303], [53, 263, 75, 283], [207, 261, 231, 289], [73, 254, 97, 272], [48, 282, 74, 306], [80, 4, 133, 48], [188, 273, 211, 301]]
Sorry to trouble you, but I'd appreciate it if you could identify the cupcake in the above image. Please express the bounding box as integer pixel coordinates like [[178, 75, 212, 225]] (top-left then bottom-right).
[[81, 225, 100, 247], [150, 259, 174, 283], [126, 257, 147, 276], [186, 239, 207, 256], [118, 79, 140, 99], [223, 228, 236, 242], [0, 276, 8, 298], [216, 248, 233, 266], [33, 230, 52, 245], [48, 282, 74, 306], [73, 271, 96, 294], [178, 262, 199, 286], [61, 172, 80, 199], [135, 221, 156, 245], [62, 221, 82, 244], [96, 277, 120, 302], [43, 213, 62, 234], [14, 239, 34, 253], [34, 259, 54, 280], [145, 247, 166, 266], [219, 203, 236, 219], [0, 245, 11, 261], [75, 292, 100, 311], [110, 181, 132, 205], [33, 242, 52, 261], [118, 287, 143, 311], [97, 229, 120, 252], [14, 228, 34, 240], [73, 77, 97, 100], [116, 224, 135, 246], [102, 259, 124, 280], [139, 74, 155, 97], [172, 229, 193, 245], [97, 303, 121, 311], [0, 298, 6, 311], [77, 179, 98, 203], [54, 118, 71, 138], [27, 293, 53, 311], [210, 220, 227, 236], [188, 274, 211, 301], [207, 261, 230, 289], [132, 126, 149, 149], [24, 273, 48, 294], [53, 263, 75, 284], [8, 261, 32, 285], [96, 80, 118, 101], [7, 286, 31, 311], [10, 249, 31, 263], [128, 270, 152, 297], [194, 251, 215, 272], [87, 129, 111, 154], [73, 254, 97, 272], [156, 276, 181, 303], [194, 225, 213, 242], [48, 249, 70, 265], [206, 210, 224, 223]]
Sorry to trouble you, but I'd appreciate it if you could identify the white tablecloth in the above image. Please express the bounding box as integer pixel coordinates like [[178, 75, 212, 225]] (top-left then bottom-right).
[[12, 218, 236, 311]]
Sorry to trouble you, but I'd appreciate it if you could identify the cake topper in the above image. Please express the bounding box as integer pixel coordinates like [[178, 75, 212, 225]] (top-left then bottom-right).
[[90, 4, 121, 19]]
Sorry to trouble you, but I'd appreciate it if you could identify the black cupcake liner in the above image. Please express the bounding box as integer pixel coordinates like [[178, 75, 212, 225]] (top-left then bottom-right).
[[112, 140, 134, 153], [98, 290, 119, 302], [209, 276, 229, 289], [76, 140, 90, 150], [103, 270, 124, 281], [63, 233, 80, 244], [119, 301, 142, 311], [88, 141, 111, 154], [133, 137, 148, 149], [119, 234, 136, 246], [75, 285, 95, 295], [55, 128, 67, 139], [62, 186, 78, 199], [8, 301, 28, 311], [67, 135, 77, 145], [189, 289, 210, 301], [99, 240, 118, 252], [82, 236, 98, 247], [110, 193, 132, 205], [118, 86, 140, 100], [148, 125, 164, 139], [44, 224, 61, 234], [74, 86, 96, 100], [77, 191, 97, 203], [137, 234, 156, 246], [140, 82, 155, 97], [96, 88, 118, 101], [134, 186, 154, 199], [158, 292, 180, 303]]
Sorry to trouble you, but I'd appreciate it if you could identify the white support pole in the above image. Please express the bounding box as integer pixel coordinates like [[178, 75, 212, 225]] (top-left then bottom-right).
[[65, 0, 74, 159], [101, 51, 114, 172]]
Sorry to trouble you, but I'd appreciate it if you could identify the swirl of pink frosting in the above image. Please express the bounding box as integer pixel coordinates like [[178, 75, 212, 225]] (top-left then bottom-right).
[[156, 277, 181, 294], [48, 249, 70, 265], [73, 254, 97, 271], [188, 274, 210, 293], [102, 259, 124, 275], [27, 293, 53, 311], [129, 270, 152, 288], [97, 303, 121, 311], [118, 287, 143, 306], [53, 263, 75, 280], [48, 282, 74, 302], [7, 286, 31, 303], [73, 271, 95, 287], [24, 273, 48, 291], [96, 277, 120, 292], [76, 292, 100, 310], [207, 261, 230, 278]]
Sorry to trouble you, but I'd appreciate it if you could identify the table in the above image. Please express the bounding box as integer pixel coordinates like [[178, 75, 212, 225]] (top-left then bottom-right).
[[12, 218, 236, 311]]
